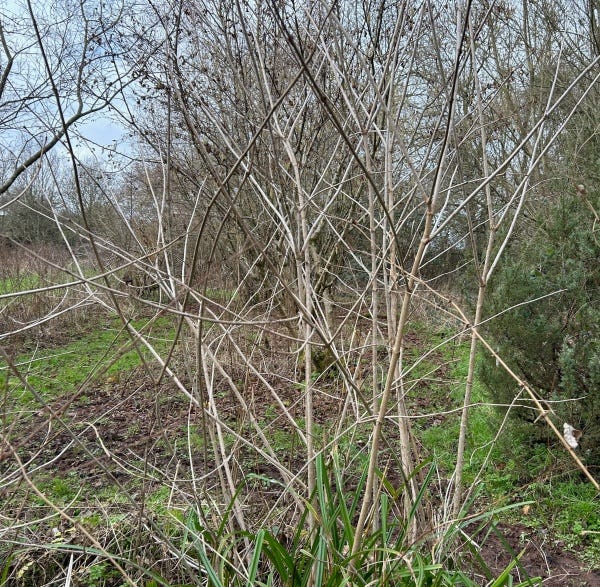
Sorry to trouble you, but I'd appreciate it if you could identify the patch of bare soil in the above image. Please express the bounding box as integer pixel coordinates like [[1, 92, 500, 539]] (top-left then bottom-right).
[[476, 523, 600, 586], [2, 356, 599, 584], [2, 361, 346, 491]]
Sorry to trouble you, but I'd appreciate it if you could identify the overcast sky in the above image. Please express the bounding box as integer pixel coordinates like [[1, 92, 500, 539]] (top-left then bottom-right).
[[2, 0, 131, 163], [78, 117, 126, 150]]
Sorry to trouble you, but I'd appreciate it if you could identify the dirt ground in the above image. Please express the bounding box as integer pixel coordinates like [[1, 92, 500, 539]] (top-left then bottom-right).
[[478, 523, 600, 586], [2, 361, 600, 585]]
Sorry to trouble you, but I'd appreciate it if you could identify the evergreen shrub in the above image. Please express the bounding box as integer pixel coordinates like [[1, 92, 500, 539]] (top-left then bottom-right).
[[480, 188, 600, 466]]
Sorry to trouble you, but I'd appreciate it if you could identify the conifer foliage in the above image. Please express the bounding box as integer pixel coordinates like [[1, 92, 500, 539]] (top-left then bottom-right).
[[481, 186, 600, 465]]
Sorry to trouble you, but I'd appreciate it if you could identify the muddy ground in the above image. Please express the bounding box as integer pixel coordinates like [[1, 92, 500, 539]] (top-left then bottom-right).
[[2, 357, 600, 585]]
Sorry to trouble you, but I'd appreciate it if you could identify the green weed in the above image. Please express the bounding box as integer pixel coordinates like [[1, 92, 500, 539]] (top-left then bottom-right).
[[0, 273, 44, 294], [84, 561, 121, 587], [176, 452, 537, 586]]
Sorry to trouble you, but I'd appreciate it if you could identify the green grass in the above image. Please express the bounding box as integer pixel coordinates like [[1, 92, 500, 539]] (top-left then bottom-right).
[[509, 479, 600, 568], [205, 287, 237, 302], [2, 317, 598, 581], [31, 471, 84, 504], [417, 331, 600, 570], [0, 273, 45, 294], [1, 315, 176, 409], [0, 313, 180, 520]]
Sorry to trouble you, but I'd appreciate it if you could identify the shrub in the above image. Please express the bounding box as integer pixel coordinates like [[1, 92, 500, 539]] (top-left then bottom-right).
[[480, 188, 600, 466]]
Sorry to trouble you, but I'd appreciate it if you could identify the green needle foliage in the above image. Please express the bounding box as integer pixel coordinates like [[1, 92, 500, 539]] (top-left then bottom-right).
[[481, 188, 600, 465]]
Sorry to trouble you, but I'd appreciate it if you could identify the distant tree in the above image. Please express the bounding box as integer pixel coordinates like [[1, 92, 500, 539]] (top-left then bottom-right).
[[0, 1, 134, 197], [2, 188, 62, 244]]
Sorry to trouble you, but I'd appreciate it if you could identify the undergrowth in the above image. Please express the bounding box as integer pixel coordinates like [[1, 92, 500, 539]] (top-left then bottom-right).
[[1, 319, 598, 583]]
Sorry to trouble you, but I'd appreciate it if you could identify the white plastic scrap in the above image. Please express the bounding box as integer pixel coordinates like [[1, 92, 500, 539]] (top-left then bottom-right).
[[563, 422, 582, 449]]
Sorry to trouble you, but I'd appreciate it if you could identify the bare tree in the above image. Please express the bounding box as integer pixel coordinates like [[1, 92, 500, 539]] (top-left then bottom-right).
[[0, 0, 137, 197], [2, 0, 600, 583]]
